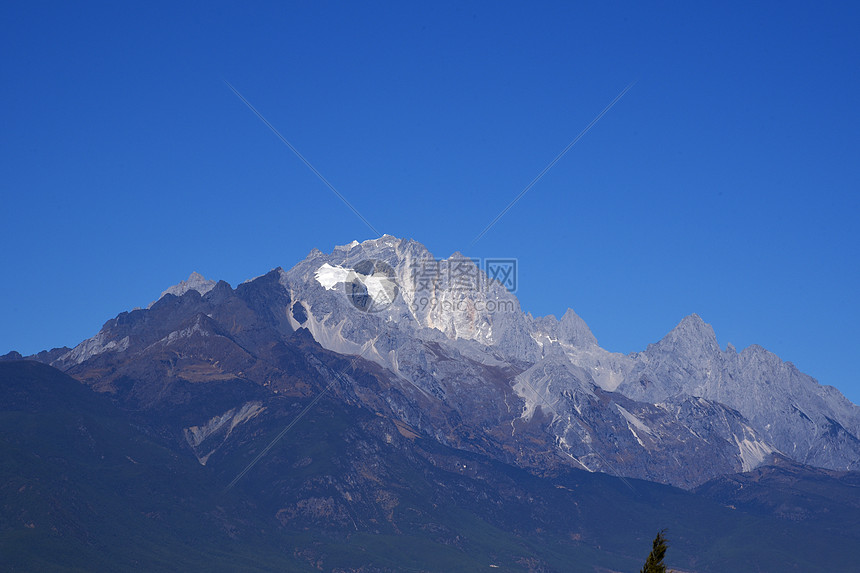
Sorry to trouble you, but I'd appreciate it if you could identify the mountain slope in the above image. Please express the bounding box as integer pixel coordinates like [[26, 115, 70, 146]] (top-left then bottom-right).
[[0, 361, 298, 572], [694, 456, 860, 538], [24, 237, 860, 488], [617, 314, 860, 470], [4, 361, 860, 572]]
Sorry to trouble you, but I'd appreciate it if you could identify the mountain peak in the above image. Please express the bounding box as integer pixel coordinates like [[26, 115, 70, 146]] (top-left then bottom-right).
[[22, 235, 860, 498], [679, 312, 705, 326], [154, 272, 217, 305], [359, 234, 400, 248], [334, 240, 361, 250], [675, 313, 714, 335], [657, 313, 720, 354], [559, 308, 598, 347], [322, 236, 405, 263]]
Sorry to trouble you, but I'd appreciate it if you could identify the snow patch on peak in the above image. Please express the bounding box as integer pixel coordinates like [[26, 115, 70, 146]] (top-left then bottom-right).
[[314, 262, 397, 308], [315, 263, 351, 290]]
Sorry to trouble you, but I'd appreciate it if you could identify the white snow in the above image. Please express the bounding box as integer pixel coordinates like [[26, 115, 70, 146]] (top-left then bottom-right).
[[315, 263, 351, 290], [314, 263, 396, 307], [530, 332, 558, 347]]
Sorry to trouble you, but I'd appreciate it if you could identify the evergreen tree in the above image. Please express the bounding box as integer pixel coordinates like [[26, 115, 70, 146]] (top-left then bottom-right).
[[640, 530, 671, 573]]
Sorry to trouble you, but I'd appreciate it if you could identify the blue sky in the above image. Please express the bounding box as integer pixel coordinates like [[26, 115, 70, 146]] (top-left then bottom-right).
[[2, 2, 859, 401]]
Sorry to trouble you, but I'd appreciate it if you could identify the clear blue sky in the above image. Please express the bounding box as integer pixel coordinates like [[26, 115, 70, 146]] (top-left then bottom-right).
[[2, 2, 858, 402]]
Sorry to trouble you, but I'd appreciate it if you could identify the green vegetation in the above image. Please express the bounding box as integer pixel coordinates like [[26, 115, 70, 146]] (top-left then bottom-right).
[[640, 530, 670, 573]]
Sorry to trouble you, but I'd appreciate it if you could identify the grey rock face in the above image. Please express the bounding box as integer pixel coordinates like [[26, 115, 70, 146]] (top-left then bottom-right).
[[509, 346, 773, 485], [279, 239, 860, 479], [30, 236, 860, 487], [617, 314, 860, 471], [152, 271, 217, 306]]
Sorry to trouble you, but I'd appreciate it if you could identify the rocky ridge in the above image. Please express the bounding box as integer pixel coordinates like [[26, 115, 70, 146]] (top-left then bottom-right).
[[22, 235, 860, 487]]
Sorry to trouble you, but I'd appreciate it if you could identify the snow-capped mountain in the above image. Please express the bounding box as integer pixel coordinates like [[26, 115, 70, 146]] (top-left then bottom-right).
[[30, 236, 860, 487]]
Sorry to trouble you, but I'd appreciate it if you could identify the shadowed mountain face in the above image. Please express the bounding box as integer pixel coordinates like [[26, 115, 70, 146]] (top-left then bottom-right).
[[5, 236, 860, 570], [4, 361, 860, 573], [694, 456, 860, 537]]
